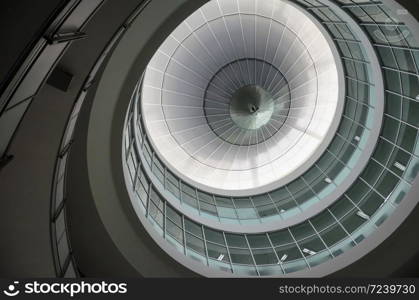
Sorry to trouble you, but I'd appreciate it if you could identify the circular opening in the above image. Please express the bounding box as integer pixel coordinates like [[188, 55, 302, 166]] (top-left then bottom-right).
[[229, 84, 276, 131], [141, 0, 343, 195]]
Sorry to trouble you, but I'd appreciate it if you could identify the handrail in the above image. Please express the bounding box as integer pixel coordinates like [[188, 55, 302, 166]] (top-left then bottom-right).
[[50, 0, 152, 277]]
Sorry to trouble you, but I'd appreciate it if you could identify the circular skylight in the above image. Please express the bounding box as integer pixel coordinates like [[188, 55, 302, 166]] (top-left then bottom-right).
[[141, 0, 343, 195]]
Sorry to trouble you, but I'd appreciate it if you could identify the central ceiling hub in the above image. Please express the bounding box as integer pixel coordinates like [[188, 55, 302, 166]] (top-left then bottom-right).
[[230, 85, 275, 130], [204, 59, 290, 146]]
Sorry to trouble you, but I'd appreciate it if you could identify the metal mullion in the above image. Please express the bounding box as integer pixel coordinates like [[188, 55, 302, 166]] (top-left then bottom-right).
[[244, 234, 260, 276], [330, 131, 407, 190], [345, 75, 374, 86], [359, 2, 409, 72], [370, 156, 411, 187], [222, 232, 234, 272], [53, 198, 66, 223], [322, 20, 347, 25], [181, 215, 187, 255], [340, 2, 383, 9], [284, 185, 303, 213], [332, 19, 358, 42], [265, 233, 285, 274], [141, 134, 146, 150], [145, 183, 152, 218], [345, 95, 375, 109], [373, 43, 419, 51], [328, 138, 384, 189], [195, 188, 202, 215], [248, 196, 262, 222], [327, 208, 358, 245], [376, 3, 419, 74], [163, 201, 167, 239], [126, 137, 135, 161], [132, 163, 142, 191], [344, 190, 378, 222], [385, 89, 419, 102], [342, 55, 370, 64], [380, 131, 419, 159], [325, 148, 353, 171], [149, 152, 156, 172], [301, 174, 333, 200], [229, 197, 241, 222], [266, 233, 285, 274], [357, 177, 388, 203], [306, 5, 330, 10], [341, 114, 372, 130], [212, 195, 223, 222], [382, 65, 418, 77], [266, 193, 282, 217], [335, 131, 365, 149], [163, 167, 167, 190], [201, 225, 210, 267], [360, 21, 403, 26], [307, 220, 334, 258], [293, 0, 313, 9], [358, 6, 406, 207], [333, 37, 361, 44], [287, 228, 311, 269], [179, 180, 183, 205]]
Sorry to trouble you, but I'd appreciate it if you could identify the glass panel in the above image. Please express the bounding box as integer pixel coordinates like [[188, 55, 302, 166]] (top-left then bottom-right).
[[204, 228, 225, 245], [275, 244, 303, 262], [181, 183, 198, 208], [207, 242, 229, 262], [247, 234, 271, 248], [166, 205, 182, 227], [320, 224, 348, 247], [225, 233, 248, 248], [234, 198, 258, 219], [340, 209, 367, 234], [330, 196, 354, 219], [269, 230, 293, 246], [215, 197, 237, 219], [166, 219, 183, 243], [185, 218, 202, 238], [186, 233, 205, 254], [166, 171, 180, 198], [252, 248, 278, 265], [359, 190, 384, 216], [229, 248, 254, 265], [298, 235, 326, 255], [291, 221, 316, 241], [311, 210, 336, 232]]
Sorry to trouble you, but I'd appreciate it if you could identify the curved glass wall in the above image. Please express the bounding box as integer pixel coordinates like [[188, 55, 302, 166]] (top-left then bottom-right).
[[133, 0, 380, 225], [123, 0, 419, 277], [141, 0, 343, 195]]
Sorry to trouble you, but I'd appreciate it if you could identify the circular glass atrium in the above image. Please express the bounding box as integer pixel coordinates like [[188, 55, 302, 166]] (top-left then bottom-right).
[[122, 0, 419, 277], [141, 0, 343, 195]]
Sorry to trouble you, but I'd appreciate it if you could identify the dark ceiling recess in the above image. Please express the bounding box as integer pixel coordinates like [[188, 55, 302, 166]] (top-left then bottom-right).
[[0, 0, 68, 95]]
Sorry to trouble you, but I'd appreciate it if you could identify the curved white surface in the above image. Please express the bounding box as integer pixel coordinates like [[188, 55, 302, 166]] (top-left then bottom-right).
[[142, 0, 342, 195]]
